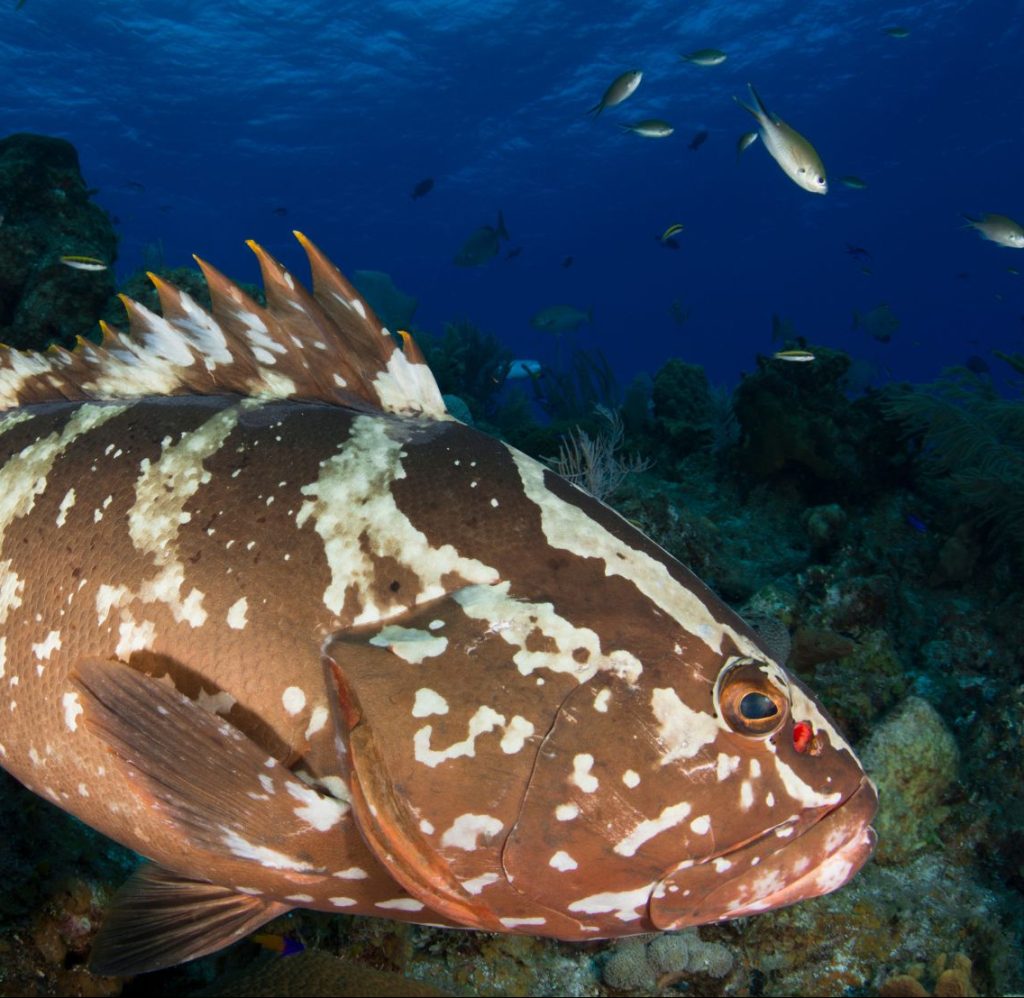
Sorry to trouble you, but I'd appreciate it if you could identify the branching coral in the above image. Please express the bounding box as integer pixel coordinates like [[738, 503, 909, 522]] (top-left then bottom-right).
[[553, 405, 652, 501]]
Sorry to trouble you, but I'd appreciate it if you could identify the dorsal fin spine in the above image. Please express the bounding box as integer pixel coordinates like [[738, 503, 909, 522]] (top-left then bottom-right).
[[0, 234, 449, 417]]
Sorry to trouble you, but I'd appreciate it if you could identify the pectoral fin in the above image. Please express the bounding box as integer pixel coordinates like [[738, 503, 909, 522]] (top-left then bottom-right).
[[73, 658, 358, 973], [88, 862, 290, 976], [74, 658, 351, 868]]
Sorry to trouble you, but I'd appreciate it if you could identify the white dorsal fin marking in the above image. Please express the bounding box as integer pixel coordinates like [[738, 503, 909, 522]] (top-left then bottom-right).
[[0, 233, 448, 419]]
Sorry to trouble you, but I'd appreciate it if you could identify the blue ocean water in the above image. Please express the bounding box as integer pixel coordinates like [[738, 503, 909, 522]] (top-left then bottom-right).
[[2, 1, 1022, 390]]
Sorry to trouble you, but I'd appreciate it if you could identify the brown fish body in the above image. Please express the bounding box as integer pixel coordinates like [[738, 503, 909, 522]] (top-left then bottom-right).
[[0, 234, 876, 974]]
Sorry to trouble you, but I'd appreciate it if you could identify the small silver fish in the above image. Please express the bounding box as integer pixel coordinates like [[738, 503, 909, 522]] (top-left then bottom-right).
[[963, 213, 1024, 250], [679, 48, 727, 66], [734, 84, 827, 195], [620, 119, 674, 139], [588, 70, 642, 115], [840, 175, 868, 190], [737, 131, 759, 158]]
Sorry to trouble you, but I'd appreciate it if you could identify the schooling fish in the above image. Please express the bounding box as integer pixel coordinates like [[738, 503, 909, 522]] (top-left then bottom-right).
[[0, 233, 876, 977], [620, 119, 674, 139], [962, 212, 1024, 249], [734, 84, 827, 195], [588, 70, 642, 115], [679, 48, 727, 66]]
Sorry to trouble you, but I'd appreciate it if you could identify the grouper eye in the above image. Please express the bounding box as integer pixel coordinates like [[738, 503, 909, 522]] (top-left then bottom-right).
[[716, 658, 789, 737], [740, 691, 777, 719]]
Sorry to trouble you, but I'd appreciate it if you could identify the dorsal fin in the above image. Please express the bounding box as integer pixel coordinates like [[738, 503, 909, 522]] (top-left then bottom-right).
[[0, 232, 448, 418]]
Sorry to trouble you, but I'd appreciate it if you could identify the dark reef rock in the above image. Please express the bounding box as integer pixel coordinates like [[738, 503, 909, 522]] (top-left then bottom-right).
[[730, 344, 906, 499], [0, 132, 116, 349], [651, 358, 714, 455]]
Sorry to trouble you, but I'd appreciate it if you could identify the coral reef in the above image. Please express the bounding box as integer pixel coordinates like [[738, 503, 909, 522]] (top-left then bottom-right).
[[419, 319, 511, 422], [879, 953, 979, 997], [601, 930, 734, 992], [729, 343, 906, 498], [197, 948, 450, 997], [861, 697, 960, 865], [880, 359, 1024, 558], [0, 132, 117, 349], [650, 358, 714, 456], [529, 348, 618, 424], [552, 405, 652, 500]]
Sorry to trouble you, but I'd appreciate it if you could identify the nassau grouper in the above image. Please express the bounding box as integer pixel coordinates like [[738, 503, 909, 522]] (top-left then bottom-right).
[[0, 233, 877, 975]]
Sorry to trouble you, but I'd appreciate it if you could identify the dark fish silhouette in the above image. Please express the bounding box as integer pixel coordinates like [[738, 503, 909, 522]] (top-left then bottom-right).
[[453, 211, 509, 266], [411, 177, 435, 200], [689, 130, 709, 151]]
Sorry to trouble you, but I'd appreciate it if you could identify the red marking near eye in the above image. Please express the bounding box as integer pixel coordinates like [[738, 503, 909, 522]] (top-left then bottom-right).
[[793, 721, 813, 753]]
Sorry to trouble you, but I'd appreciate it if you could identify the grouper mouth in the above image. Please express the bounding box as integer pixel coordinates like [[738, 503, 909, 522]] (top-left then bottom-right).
[[649, 776, 878, 929]]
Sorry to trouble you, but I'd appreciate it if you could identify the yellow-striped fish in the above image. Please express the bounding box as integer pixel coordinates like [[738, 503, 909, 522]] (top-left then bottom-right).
[[59, 255, 108, 271]]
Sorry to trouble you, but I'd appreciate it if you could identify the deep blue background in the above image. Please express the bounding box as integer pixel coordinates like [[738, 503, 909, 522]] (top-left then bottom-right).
[[2, 0, 1022, 391]]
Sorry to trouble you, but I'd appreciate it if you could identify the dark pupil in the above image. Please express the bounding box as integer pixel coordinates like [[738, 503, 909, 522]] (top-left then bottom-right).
[[740, 691, 778, 719]]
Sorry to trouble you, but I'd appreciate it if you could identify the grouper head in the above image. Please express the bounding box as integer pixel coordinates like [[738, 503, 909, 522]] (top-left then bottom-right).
[[322, 416, 878, 937]]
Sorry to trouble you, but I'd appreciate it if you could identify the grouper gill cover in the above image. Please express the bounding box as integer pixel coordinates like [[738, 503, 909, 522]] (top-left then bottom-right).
[[0, 232, 877, 975]]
